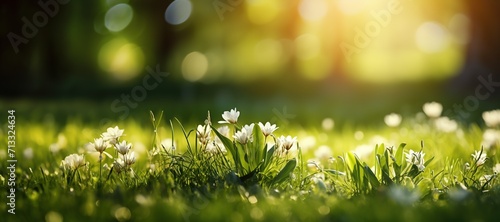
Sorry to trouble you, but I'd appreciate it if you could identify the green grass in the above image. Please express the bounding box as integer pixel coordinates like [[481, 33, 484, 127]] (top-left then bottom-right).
[[1, 100, 499, 221]]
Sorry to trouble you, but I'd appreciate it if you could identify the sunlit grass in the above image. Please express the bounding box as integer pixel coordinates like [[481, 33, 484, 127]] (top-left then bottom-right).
[[1, 101, 499, 221]]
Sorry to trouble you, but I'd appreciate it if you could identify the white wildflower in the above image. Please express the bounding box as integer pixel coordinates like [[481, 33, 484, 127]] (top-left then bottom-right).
[[234, 128, 252, 145], [90, 138, 108, 154], [101, 126, 124, 144], [217, 126, 230, 137], [123, 151, 137, 166], [218, 108, 240, 124], [471, 150, 487, 166], [115, 140, 132, 155], [258, 122, 278, 137], [423, 102, 443, 118], [242, 123, 255, 134], [405, 149, 426, 171], [196, 124, 212, 145], [278, 135, 297, 151], [384, 113, 402, 127], [482, 109, 500, 128], [482, 129, 500, 150], [62, 154, 85, 170]]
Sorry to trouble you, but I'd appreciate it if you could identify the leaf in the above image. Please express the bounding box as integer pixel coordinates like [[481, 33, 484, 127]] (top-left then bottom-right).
[[424, 156, 434, 167], [260, 144, 273, 172], [149, 110, 155, 126], [395, 143, 406, 166], [364, 165, 380, 188], [324, 169, 346, 176], [251, 124, 265, 162], [239, 167, 259, 183], [211, 125, 236, 160], [271, 158, 296, 184], [155, 110, 164, 129]]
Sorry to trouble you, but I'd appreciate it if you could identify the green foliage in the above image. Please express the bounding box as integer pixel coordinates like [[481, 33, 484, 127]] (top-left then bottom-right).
[[2, 107, 500, 221]]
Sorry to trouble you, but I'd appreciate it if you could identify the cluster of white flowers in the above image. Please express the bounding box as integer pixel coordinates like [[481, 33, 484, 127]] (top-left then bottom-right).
[[420, 102, 457, 132], [61, 153, 86, 171], [481, 110, 500, 150], [89, 126, 136, 174], [216, 108, 295, 155], [234, 124, 254, 145], [405, 149, 426, 172]]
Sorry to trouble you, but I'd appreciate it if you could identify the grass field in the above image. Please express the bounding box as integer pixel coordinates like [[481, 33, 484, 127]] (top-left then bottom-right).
[[1, 99, 499, 222]]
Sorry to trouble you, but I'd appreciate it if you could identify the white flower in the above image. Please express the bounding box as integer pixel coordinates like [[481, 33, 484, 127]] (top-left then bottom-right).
[[434, 117, 458, 133], [405, 149, 425, 171], [91, 138, 108, 154], [233, 128, 252, 145], [423, 102, 443, 118], [217, 126, 230, 137], [278, 135, 297, 151], [258, 122, 278, 136], [482, 129, 500, 149], [218, 108, 240, 124], [123, 151, 137, 166], [113, 158, 126, 174], [243, 123, 255, 134], [471, 150, 487, 166], [101, 126, 124, 144], [205, 140, 227, 154], [196, 124, 212, 145], [62, 154, 85, 170], [115, 140, 132, 155], [482, 109, 500, 128], [384, 113, 402, 127]]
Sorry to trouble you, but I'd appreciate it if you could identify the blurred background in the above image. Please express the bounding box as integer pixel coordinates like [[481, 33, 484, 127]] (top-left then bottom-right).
[[1, 0, 499, 124]]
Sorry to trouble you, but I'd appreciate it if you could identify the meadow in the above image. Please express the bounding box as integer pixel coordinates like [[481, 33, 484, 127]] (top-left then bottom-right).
[[1, 99, 499, 222]]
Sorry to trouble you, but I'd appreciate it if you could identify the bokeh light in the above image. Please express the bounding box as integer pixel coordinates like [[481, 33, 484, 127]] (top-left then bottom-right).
[[295, 34, 321, 60], [98, 38, 145, 81], [165, 0, 192, 25], [448, 14, 470, 45], [182, 51, 208, 82], [299, 0, 328, 22], [246, 0, 280, 25], [338, 0, 365, 15], [104, 3, 134, 32], [415, 22, 448, 53]]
